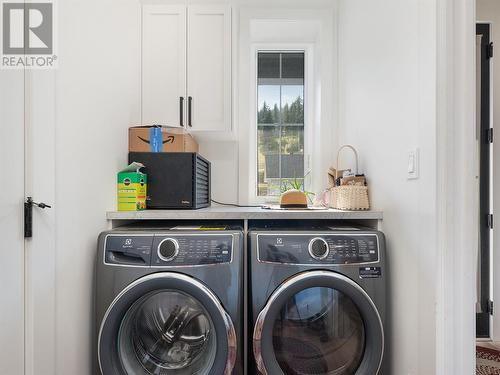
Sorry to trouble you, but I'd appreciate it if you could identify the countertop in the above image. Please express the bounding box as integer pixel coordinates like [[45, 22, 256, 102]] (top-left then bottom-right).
[[107, 206, 383, 220]]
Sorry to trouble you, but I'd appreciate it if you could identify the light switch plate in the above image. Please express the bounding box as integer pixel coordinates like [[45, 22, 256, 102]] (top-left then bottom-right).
[[407, 148, 419, 179]]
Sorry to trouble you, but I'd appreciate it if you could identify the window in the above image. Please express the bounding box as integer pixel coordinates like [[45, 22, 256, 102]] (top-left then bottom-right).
[[256, 51, 305, 197]]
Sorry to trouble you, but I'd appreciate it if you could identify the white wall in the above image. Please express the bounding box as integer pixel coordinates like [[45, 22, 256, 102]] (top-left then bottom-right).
[[477, 0, 500, 342], [199, 141, 239, 202], [337, 0, 437, 374], [54, 0, 140, 373]]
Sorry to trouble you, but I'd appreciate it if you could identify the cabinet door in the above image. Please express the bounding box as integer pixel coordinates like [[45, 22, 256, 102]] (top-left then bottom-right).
[[142, 5, 186, 127], [187, 5, 231, 132]]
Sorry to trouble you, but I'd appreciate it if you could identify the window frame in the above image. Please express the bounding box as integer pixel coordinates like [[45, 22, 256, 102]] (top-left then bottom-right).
[[249, 43, 314, 204]]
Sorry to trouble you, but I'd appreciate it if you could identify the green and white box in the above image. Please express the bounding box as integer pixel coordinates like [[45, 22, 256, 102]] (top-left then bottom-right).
[[117, 162, 147, 211]]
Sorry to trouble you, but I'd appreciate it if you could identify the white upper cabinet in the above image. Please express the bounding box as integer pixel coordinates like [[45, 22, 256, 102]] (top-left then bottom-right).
[[141, 4, 231, 132], [187, 5, 231, 132], [142, 5, 186, 127]]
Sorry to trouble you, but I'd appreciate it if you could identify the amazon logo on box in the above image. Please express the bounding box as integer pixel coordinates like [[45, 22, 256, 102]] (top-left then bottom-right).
[[128, 125, 198, 153]]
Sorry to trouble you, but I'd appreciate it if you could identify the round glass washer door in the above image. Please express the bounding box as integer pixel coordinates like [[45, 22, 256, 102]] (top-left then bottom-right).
[[118, 290, 217, 375], [98, 273, 236, 375], [254, 270, 383, 375]]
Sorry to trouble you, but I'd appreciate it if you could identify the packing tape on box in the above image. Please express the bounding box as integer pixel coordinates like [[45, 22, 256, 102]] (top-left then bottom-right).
[[149, 126, 163, 152]]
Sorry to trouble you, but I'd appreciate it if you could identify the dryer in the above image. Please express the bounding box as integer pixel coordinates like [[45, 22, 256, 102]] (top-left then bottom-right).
[[95, 226, 243, 375], [249, 226, 386, 375]]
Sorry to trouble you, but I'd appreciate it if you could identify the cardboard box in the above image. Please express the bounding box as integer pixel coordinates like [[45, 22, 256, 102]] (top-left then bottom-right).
[[117, 162, 147, 211], [129, 125, 198, 153]]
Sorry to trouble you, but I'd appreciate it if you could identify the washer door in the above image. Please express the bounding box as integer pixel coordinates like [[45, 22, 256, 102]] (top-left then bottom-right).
[[253, 270, 383, 375], [99, 273, 236, 375]]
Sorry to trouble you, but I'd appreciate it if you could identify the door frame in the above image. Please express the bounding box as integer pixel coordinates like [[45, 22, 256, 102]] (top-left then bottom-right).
[[476, 22, 493, 339], [0, 65, 25, 375], [436, 0, 477, 372]]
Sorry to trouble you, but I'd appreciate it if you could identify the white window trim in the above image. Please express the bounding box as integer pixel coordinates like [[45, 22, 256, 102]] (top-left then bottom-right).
[[237, 7, 337, 206], [249, 44, 314, 204]]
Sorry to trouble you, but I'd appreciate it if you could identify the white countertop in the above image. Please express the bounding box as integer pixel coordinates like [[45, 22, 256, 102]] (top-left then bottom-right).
[[107, 206, 383, 220]]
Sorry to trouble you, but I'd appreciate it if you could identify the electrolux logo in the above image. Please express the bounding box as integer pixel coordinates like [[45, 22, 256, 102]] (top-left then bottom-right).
[[1, 0, 57, 69]]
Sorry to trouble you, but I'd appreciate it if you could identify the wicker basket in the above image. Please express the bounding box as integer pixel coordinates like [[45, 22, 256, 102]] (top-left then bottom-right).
[[330, 145, 370, 210]]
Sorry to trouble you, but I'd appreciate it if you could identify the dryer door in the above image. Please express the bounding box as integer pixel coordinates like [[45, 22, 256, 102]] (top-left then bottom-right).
[[253, 270, 383, 375], [98, 272, 236, 375]]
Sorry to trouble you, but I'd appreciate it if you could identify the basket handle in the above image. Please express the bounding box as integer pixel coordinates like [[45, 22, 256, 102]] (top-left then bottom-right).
[[335, 145, 359, 179]]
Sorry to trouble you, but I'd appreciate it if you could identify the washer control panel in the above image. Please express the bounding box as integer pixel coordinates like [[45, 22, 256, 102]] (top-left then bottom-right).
[[104, 235, 154, 266], [257, 234, 379, 265], [104, 234, 233, 266], [151, 235, 233, 266]]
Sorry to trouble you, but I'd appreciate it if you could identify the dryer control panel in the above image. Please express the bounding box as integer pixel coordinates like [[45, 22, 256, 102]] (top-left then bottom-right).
[[257, 234, 379, 265], [104, 233, 233, 267]]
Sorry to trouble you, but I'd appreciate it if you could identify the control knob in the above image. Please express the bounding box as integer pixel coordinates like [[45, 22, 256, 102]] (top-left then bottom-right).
[[308, 237, 329, 260], [157, 238, 179, 262]]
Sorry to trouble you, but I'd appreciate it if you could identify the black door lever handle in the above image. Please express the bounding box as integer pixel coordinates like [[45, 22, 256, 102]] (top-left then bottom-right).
[[28, 197, 52, 209], [25, 197, 52, 238]]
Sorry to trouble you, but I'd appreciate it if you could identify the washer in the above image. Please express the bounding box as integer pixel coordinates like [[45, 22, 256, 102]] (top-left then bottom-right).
[[95, 226, 243, 375], [249, 226, 386, 375]]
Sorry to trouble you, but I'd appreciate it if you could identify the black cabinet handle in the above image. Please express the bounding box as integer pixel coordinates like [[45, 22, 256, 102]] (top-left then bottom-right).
[[179, 97, 184, 127], [188, 96, 192, 127]]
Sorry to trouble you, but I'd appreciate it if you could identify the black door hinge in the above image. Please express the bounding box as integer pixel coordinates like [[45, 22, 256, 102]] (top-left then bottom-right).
[[24, 197, 52, 238], [487, 214, 494, 229], [488, 42, 494, 59], [488, 300, 494, 315], [486, 128, 494, 143]]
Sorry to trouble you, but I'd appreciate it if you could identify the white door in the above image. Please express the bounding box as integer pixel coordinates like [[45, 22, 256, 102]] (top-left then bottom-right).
[[24, 71, 57, 375], [142, 4, 187, 127], [0, 70, 56, 375], [187, 5, 231, 132], [0, 70, 25, 375]]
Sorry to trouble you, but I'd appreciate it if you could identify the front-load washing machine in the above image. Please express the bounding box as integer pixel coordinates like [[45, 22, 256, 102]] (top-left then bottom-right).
[[249, 226, 386, 375], [95, 226, 243, 375]]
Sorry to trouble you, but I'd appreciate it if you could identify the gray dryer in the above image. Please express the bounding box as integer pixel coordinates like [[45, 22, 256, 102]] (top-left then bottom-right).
[[248, 226, 386, 375]]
